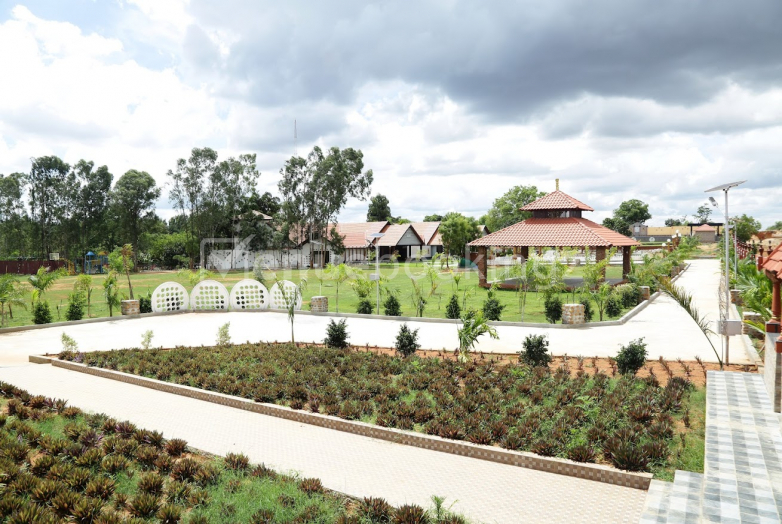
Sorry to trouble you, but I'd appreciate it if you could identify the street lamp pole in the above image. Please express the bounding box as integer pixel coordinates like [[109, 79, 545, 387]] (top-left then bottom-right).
[[367, 232, 385, 314], [706, 180, 745, 366]]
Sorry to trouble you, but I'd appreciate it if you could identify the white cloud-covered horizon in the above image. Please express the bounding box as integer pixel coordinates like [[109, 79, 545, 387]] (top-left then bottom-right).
[[1, 1, 780, 227]]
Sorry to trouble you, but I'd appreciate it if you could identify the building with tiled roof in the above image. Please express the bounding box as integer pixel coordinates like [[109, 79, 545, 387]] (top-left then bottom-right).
[[469, 182, 639, 287]]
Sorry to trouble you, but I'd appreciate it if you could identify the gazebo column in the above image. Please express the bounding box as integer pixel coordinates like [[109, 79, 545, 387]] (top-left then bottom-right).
[[596, 246, 607, 279], [477, 246, 488, 288], [622, 246, 631, 280], [520, 246, 529, 260], [770, 273, 781, 322]]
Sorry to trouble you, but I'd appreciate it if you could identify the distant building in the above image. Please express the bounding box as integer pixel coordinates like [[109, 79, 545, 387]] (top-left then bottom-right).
[[693, 224, 717, 243]]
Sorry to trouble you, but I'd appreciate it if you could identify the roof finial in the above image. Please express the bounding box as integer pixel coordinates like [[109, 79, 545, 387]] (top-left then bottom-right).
[[556, 178, 559, 191]]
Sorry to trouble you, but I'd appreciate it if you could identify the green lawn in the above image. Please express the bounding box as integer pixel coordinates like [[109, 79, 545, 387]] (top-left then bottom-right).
[[1, 263, 629, 327]]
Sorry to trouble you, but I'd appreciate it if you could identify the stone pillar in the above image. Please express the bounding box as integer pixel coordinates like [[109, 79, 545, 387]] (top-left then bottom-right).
[[622, 246, 631, 280], [639, 286, 651, 301], [765, 321, 782, 412], [595, 246, 606, 279], [730, 289, 742, 305], [310, 296, 328, 313], [477, 246, 488, 288], [562, 304, 585, 324], [742, 311, 762, 335], [120, 299, 140, 316]]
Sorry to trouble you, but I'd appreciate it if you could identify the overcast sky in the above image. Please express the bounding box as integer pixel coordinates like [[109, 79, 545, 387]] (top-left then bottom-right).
[[1, 0, 781, 226]]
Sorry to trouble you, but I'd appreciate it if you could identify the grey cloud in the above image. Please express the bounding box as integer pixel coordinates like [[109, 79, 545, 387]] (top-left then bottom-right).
[[184, 0, 782, 125]]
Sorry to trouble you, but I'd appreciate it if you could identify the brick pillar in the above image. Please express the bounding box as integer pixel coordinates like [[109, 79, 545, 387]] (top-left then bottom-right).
[[595, 246, 606, 279], [772, 275, 781, 321], [622, 246, 631, 280], [477, 246, 487, 288], [765, 320, 782, 412], [520, 246, 529, 260]]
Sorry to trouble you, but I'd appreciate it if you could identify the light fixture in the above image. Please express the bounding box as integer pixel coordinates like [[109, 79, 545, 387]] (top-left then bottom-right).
[[705, 180, 746, 365]]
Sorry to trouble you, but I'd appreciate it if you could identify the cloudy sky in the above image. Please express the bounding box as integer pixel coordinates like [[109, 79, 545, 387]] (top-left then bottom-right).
[[1, 0, 781, 226]]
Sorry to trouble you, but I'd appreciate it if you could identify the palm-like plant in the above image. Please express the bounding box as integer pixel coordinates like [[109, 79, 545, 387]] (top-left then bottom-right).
[[502, 254, 544, 321], [276, 278, 307, 344], [456, 311, 499, 362], [74, 274, 94, 317], [325, 263, 352, 313], [0, 275, 26, 327], [103, 271, 121, 317], [28, 266, 64, 304], [656, 276, 722, 369]]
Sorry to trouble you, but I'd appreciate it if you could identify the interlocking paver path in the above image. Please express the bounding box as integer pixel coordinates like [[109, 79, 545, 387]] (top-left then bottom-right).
[[0, 364, 647, 524], [0, 259, 754, 366]]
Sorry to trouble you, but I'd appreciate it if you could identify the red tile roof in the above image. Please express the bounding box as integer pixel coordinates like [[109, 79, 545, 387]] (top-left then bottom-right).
[[410, 222, 440, 245], [520, 190, 594, 212], [762, 244, 782, 276], [376, 224, 425, 247], [693, 224, 716, 232], [332, 221, 388, 248], [468, 218, 639, 247]]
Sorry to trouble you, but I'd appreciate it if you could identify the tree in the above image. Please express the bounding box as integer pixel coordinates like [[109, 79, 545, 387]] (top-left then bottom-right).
[[695, 204, 712, 224], [324, 263, 352, 313], [483, 185, 545, 232], [111, 170, 161, 261], [367, 194, 391, 222], [120, 244, 135, 299], [664, 218, 684, 227], [768, 221, 782, 231], [439, 212, 479, 267], [613, 199, 651, 226], [28, 266, 64, 304], [28, 156, 70, 258], [602, 217, 631, 236], [0, 275, 25, 327], [423, 214, 443, 222], [73, 160, 113, 253], [732, 214, 761, 242], [74, 274, 94, 317], [0, 173, 28, 258]]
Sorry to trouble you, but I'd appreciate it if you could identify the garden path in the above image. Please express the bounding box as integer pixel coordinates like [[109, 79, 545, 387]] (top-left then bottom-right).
[[0, 259, 752, 365], [0, 364, 647, 524]]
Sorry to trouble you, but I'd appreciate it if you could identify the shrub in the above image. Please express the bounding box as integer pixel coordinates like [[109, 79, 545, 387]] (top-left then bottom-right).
[[481, 297, 504, 321], [216, 322, 231, 346], [61, 333, 78, 354], [65, 293, 85, 321], [394, 504, 430, 524], [165, 438, 188, 457], [383, 295, 402, 316], [605, 293, 622, 318], [139, 294, 152, 314], [617, 283, 641, 308], [519, 334, 552, 367], [445, 294, 461, 320], [356, 299, 373, 315], [141, 330, 154, 350], [543, 293, 562, 323], [580, 298, 594, 322], [324, 319, 349, 349], [616, 338, 647, 376], [395, 324, 420, 357], [224, 452, 249, 471], [33, 301, 52, 325]]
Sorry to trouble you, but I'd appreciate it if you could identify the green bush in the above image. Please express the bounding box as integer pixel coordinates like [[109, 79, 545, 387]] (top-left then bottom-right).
[[616, 338, 647, 375], [65, 293, 85, 322], [445, 294, 461, 320], [482, 297, 505, 321], [383, 295, 401, 316], [605, 293, 622, 318], [580, 298, 594, 322], [33, 301, 52, 325], [139, 294, 152, 314], [324, 319, 349, 349], [543, 293, 563, 323], [519, 334, 551, 367], [395, 324, 420, 357], [617, 284, 641, 308], [356, 299, 373, 315]]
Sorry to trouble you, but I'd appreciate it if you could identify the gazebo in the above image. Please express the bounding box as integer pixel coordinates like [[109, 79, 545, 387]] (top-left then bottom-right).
[[469, 184, 640, 288]]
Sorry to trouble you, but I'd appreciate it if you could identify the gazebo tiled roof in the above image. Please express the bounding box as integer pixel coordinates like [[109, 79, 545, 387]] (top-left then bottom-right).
[[761, 244, 782, 276], [469, 218, 639, 247], [520, 190, 594, 212], [693, 224, 716, 232]]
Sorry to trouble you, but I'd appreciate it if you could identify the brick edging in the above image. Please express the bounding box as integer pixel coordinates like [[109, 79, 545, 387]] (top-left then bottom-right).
[[35, 355, 652, 490]]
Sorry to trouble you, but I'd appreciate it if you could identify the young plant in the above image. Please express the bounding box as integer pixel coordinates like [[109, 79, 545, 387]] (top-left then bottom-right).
[[140, 330, 154, 350], [61, 333, 78, 353], [324, 319, 349, 349], [409, 278, 427, 317], [395, 324, 420, 357], [276, 278, 307, 344], [615, 338, 647, 376], [383, 294, 402, 316], [33, 301, 53, 324], [65, 292, 85, 321], [325, 263, 352, 313], [445, 294, 461, 320], [481, 285, 505, 321], [456, 311, 498, 361], [543, 292, 563, 323], [103, 272, 121, 317], [605, 292, 622, 318], [28, 266, 65, 304], [216, 322, 231, 347], [74, 274, 93, 317], [356, 299, 373, 315], [0, 274, 25, 327], [519, 334, 551, 367], [120, 244, 135, 299]]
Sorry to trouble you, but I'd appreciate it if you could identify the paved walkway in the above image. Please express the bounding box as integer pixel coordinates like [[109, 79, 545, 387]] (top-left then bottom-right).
[[0, 259, 752, 365], [0, 364, 647, 524]]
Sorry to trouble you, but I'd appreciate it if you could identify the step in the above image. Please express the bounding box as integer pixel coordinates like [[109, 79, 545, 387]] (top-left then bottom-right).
[[639, 479, 673, 524]]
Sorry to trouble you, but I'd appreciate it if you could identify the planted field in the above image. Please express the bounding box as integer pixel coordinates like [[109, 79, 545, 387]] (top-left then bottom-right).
[[69, 343, 704, 478], [0, 381, 469, 524]]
